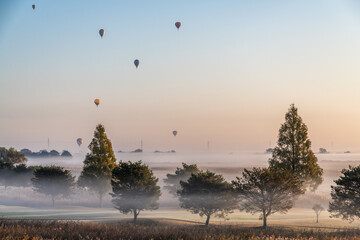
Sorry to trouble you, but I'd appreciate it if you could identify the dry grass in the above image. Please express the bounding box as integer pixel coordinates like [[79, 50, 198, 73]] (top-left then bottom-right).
[[0, 219, 360, 240]]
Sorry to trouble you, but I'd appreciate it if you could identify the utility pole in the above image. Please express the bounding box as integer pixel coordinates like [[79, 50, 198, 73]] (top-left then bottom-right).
[[141, 139, 143, 150], [207, 141, 210, 151], [47, 138, 50, 150]]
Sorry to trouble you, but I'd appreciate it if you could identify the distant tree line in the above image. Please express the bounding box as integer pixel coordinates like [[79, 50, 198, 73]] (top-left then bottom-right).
[[2, 104, 360, 228], [20, 149, 72, 158]]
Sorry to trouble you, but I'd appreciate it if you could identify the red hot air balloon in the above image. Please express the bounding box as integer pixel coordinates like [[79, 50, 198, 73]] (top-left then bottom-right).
[[99, 29, 105, 38], [94, 99, 100, 107], [134, 59, 139, 68], [175, 22, 181, 30], [32, 4, 35, 10]]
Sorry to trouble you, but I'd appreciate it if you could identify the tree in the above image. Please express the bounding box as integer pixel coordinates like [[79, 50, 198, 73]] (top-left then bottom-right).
[[61, 150, 72, 157], [164, 163, 199, 197], [178, 170, 238, 226], [32, 166, 75, 207], [0, 161, 15, 190], [232, 167, 304, 228], [0, 148, 30, 190], [319, 148, 328, 154], [3, 164, 35, 189], [110, 161, 161, 223], [0, 147, 27, 165], [269, 104, 323, 192], [49, 150, 60, 156], [329, 165, 360, 222], [312, 204, 324, 223], [78, 124, 117, 208]]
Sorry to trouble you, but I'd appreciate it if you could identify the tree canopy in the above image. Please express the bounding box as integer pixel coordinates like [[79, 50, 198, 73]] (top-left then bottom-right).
[[110, 161, 161, 223], [0, 148, 32, 190], [329, 165, 360, 222], [269, 104, 323, 191], [32, 166, 75, 207], [0, 147, 27, 165], [233, 167, 304, 228], [164, 163, 199, 197], [78, 124, 117, 207], [178, 170, 238, 226]]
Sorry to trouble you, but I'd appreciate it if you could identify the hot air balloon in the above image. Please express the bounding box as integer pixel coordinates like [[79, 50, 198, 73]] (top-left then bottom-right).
[[175, 22, 181, 30], [94, 99, 100, 107], [99, 29, 104, 38], [134, 59, 139, 68], [77, 138, 83, 147], [32, 4, 35, 10], [172, 130, 178, 137]]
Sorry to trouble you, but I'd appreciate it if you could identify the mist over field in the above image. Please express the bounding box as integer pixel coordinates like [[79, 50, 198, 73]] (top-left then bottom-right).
[[0, 151, 358, 228]]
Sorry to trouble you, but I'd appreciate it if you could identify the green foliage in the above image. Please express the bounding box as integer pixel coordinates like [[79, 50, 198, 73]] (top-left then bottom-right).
[[78, 124, 117, 207], [178, 170, 238, 226], [0, 147, 33, 189], [269, 104, 323, 191], [110, 161, 161, 223], [164, 163, 199, 197], [8, 164, 34, 188], [0, 147, 27, 165], [233, 167, 304, 228], [32, 166, 75, 207], [329, 165, 360, 222]]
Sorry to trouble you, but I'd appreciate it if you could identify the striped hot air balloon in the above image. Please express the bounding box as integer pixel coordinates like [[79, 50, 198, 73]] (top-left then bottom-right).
[[77, 138, 83, 147]]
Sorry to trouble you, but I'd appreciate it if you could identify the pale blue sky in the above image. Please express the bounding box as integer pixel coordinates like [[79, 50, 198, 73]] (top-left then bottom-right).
[[1, 0, 360, 152]]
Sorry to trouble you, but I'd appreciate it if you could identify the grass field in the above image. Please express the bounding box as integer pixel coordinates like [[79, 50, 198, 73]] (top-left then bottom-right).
[[1, 219, 360, 240], [1, 205, 360, 229]]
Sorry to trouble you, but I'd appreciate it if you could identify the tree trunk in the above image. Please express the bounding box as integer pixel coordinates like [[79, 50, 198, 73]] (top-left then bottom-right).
[[52, 196, 55, 208], [316, 214, 319, 223], [133, 209, 138, 224], [205, 215, 211, 226], [263, 215, 267, 229], [99, 195, 103, 208]]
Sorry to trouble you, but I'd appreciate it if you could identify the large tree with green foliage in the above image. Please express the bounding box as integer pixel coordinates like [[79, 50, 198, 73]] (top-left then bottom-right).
[[178, 170, 238, 226], [328, 165, 360, 222], [164, 163, 199, 197], [269, 104, 323, 191], [233, 167, 304, 228], [0, 148, 32, 190], [0, 147, 27, 165], [32, 166, 75, 207], [78, 124, 117, 208], [110, 161, 161, 223]]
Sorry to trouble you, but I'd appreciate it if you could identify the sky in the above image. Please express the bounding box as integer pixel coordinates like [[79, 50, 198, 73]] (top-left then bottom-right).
[[1, 0, 360, 153]]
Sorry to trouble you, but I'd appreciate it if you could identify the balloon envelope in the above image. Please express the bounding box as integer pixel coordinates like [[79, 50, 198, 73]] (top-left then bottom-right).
[[94, 99, 100, 106], [77, 138, 83, 147], [32, 4, 35, 10], [99, 29, 104, 38], [175, 22, 181, 29], [134, 59, 139, 68], [172, 130, 178, 136]]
